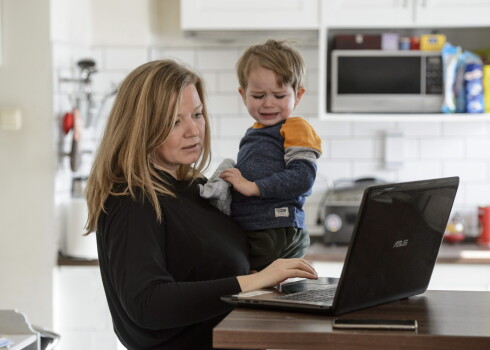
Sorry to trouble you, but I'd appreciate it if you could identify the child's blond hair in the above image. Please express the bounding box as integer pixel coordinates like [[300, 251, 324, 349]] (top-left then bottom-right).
[[236, 39, 305, 92]]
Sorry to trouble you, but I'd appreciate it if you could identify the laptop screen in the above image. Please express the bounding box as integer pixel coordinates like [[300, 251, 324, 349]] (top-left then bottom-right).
[[332, 177, 459, 315]]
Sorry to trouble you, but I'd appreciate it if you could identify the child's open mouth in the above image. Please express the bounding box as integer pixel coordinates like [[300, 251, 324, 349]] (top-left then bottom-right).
[[260, 113, 279, 119]]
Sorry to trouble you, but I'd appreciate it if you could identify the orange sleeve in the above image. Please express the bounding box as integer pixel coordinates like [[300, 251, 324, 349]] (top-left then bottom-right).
[[280, 117, 322, 153]]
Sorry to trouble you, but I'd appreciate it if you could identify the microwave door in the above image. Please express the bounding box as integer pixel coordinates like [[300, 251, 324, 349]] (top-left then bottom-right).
[[330, 52, 442, 113]]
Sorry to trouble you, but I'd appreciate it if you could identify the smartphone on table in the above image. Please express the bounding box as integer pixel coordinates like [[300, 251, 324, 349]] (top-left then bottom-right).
[[332, 318, 418, 331]]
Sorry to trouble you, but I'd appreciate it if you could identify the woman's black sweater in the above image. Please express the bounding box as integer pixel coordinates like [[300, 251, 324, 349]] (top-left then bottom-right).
[[96, 173, 250, 349]]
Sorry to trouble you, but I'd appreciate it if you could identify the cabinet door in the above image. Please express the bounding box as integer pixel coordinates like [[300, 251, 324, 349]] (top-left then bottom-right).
[[181, 0, 319, 30], [416, 0, 490, 27], [322, 0, 414, 28]]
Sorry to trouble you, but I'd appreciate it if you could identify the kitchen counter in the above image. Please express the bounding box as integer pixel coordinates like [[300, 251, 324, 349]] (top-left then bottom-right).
[[305, 238, 490, 265], [58, 238, 490, 266]]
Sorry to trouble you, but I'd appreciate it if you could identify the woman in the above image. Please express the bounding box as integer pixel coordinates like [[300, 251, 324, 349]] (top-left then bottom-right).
[[85, 59, 318, 350]]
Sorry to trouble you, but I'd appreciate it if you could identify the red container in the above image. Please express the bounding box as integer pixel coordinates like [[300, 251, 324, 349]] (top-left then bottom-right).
[[477, 206, 490, 246], [410, 36, 420, 50]]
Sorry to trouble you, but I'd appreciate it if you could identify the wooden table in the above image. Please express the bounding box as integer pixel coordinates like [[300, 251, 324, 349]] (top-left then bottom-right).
[[213, 290, 490, 350]]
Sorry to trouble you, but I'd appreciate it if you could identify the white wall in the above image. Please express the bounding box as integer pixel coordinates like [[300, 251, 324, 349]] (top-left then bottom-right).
[[0, 0, 55, 327]]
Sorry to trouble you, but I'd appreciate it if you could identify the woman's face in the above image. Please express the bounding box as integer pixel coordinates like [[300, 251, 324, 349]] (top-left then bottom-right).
[[155, 84, 205, 177]]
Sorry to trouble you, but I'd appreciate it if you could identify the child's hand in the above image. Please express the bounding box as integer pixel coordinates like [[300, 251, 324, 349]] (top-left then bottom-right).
[[219, 168, 261, 197]]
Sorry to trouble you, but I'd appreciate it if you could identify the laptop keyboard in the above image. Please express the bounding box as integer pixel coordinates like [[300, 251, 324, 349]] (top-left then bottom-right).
[[278, 287, 337, 302]]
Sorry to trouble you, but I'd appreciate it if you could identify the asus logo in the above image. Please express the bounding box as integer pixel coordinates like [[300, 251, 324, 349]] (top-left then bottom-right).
[[393, 239, 408, 248]]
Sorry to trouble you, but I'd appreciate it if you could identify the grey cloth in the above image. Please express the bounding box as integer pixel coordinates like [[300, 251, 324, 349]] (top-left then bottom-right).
[[199, 158, 236, 215]]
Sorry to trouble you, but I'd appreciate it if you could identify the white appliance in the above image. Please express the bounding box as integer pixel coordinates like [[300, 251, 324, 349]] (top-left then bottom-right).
[[330, 50, 444, 113]]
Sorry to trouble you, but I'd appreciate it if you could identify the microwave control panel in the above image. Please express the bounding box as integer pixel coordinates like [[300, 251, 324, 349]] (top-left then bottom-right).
[[425, 56, 443, 95]]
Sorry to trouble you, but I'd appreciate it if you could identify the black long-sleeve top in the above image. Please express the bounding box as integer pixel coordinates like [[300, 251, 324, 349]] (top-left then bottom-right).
[[96, 171, 250, 349]]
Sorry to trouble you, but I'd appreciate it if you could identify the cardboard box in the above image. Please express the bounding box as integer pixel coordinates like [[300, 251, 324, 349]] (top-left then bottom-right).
[[381, 33, 399, 51], [420, 34, 446, 51], [334, 34, 381, 50], [483, 65, 490, 113]]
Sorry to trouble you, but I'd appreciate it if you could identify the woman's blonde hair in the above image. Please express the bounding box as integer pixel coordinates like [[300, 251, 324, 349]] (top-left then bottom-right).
[[236, 39, 305, 92], [85, 59, 211, 233]]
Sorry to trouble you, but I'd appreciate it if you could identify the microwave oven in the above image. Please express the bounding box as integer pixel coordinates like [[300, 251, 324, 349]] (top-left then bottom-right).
[[330, 50, 443, 113]]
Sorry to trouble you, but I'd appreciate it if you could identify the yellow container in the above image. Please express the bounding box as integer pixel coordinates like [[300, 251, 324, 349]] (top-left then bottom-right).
[[420, 34, 446, 51], [483, 65, 490, 113]]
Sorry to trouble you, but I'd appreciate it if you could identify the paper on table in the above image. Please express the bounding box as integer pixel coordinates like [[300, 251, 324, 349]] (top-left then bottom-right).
[[0, 336, 14, 348]]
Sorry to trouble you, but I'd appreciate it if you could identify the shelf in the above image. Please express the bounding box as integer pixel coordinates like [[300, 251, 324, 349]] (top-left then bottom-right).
[[320, 113, 490, 122], [57, 251, 99, 266]]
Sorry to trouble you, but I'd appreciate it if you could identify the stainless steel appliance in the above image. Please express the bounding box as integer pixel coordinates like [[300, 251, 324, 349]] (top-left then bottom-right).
[[319, 177, 387, 244], [330, 50, 443, 113]]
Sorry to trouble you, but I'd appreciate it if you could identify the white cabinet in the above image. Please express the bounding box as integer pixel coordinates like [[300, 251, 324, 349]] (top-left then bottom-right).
[[321, 0, 414, 28], [181, 0, 319, 31], [322, 0, 490, 28], [416, 0, 490, 27], [312, 261, 490, 291], [429, 263, 490, 291]]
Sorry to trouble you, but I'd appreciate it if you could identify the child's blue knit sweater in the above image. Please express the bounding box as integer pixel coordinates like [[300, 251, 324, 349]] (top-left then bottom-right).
[[231, 117, 322, 231]]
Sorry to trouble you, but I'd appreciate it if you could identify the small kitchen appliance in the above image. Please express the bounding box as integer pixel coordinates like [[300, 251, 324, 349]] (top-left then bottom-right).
[[330, 50, 443, 113], [319, 177, 387, 244]]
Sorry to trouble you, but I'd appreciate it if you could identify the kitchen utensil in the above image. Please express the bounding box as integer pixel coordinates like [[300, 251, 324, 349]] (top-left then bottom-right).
[[70, 108, 82, 172], [62, 111, 73, 134]]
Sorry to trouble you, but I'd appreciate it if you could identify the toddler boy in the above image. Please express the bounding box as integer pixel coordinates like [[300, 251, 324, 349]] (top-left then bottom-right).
[[220, 40, 322, 270]]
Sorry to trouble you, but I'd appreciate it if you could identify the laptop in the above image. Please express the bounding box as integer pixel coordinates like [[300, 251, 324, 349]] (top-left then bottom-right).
[[222, 176, 459, 315]]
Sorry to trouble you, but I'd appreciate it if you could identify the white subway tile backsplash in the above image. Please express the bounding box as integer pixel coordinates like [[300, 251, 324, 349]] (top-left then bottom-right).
[[308, 120, 351, 137], [443, 121, 488, 136], [218, 117, 253, 137], [399, 161, 442, 181], [150, 48, 197, 67], [316, 160, 351, 183], [306, 70, 319, 92], [207, 116, 220, 138], [212, 138, 241, 159], [299, 47, 319, 70], [466, 184, 490, 205], [104, 47, 149, 71], [52, 43, 82, 69], [89, 47, 105, 71], [207, 93, 242, 115], [467, 138, 490, 159], [295, 94, 318, 115], [92, 71, 126, 95], [218, 72, 239, 93], [403, 138, 419, 159], [330, 139, 375, 159], [352, 122, 397, 136], [419, 139, 465, 159], [452, 189, 467, 210], [443, 161, 488, 182], [200, 71, 219, 93], [197, 49, 240, 71], [352, 161, 398, 181], [397, 121, 442, 136]]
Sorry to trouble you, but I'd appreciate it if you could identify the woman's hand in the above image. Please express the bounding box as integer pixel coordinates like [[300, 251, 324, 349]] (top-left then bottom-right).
[[219, 168, 260, 197], [236, 258, 318, 293]]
